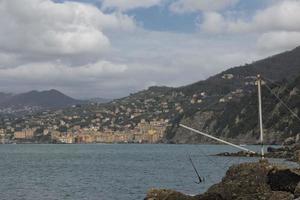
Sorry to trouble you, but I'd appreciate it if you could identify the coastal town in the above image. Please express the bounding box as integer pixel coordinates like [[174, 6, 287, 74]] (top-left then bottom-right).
[[0, 118, 168, 144], [0, 73, 257, 144]]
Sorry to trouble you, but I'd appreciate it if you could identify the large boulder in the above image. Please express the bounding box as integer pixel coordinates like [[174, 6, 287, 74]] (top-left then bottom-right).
[[268, 168, 300, 193], [145, 160, 300, 200], [204, 160, 274, 200]]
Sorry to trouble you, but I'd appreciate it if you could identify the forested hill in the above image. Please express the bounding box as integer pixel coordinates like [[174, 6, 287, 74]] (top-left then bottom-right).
[[108, 46, 300, 144], [178, 46, 300, 97], [173, 75, 300, 144]]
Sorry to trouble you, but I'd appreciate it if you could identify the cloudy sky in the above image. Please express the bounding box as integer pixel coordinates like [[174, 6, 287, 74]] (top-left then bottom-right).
[[0, 0, 300, 99]]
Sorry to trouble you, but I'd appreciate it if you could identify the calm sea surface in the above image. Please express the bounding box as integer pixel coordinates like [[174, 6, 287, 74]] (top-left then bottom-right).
[[0, 144, 297, 200]]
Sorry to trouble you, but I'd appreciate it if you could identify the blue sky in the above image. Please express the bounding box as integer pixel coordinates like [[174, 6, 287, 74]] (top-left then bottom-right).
[[60, 0, 269, 33], [0, 0, 299, 98]]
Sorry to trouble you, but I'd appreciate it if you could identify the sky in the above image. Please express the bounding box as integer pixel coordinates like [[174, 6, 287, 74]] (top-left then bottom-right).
[[0, 0, 300, 99]]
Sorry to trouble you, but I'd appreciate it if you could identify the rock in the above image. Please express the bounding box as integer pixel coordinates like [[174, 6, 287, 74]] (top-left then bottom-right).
[[267, 147, 277, 153], [268, 168, 300, 193], [294, 150, 300, 163], [294, 182, 300, 198], [296, 134, 300, 143], [215, 151, 257, 157], [195, 193, 224, 200], [145, 159, 300, 200], [145, 189, 225, 200], [293, 144, 300, 151], [145, 161, 300, 200], [283, 137, 295, 146], [269, 191, 294, 200], [144, 189, 198, 200], [204, 161, 274, 200]]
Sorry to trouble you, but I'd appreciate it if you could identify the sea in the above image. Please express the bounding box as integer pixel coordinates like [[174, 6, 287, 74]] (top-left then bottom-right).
[[0, 144, 297, 200]]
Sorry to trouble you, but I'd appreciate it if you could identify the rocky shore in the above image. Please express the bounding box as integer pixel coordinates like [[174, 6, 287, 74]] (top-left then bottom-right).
[[216, 143, 300, 162], [145, 160, 300, 200]]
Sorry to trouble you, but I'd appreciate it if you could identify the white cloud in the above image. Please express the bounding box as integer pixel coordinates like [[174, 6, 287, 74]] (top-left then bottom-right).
[[0, 60, 129, 98], [108, 30, 260, 87], [198, 0, 300, 54], [0, 28, 261, 98], [200, 12, 226, 33], [0, 0, 139, 98], [169, 0, 239, 13], [257, 31, 300, 53], [101, 0, 163, 11], [252, 0, 300, 32], [199, 0, 300, 34], [0, 61, 128, 82], [0, 0, 135, 57]]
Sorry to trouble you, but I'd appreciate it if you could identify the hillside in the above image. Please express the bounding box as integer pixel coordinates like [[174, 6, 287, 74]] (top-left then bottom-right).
[[173, 76, 300, 144], [0, 89, 83, 112], [2, 46, 300, 144], [88, 97, 112, 104], [110, 46, 300, 144], [179, 46, 300, 96], [0, 92, 13, 104]]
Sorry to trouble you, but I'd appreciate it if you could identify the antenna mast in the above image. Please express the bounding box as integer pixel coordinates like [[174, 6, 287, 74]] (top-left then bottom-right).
[[257, 74, 265, 159]]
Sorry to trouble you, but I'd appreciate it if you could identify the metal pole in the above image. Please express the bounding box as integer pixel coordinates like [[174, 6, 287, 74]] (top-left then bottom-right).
[[257, 74, 265, 159], [179, 124, 256, 154]]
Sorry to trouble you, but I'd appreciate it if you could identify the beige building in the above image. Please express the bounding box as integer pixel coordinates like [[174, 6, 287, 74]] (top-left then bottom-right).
[[14, 129, 36, 139]]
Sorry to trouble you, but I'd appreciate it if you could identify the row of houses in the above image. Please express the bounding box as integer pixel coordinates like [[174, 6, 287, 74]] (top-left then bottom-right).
[[12, 119, 168, 144]]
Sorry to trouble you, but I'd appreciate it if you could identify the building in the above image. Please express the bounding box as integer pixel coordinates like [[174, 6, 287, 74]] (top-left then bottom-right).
[[222, 74, 234, 80], [14, 128, 36, 139]]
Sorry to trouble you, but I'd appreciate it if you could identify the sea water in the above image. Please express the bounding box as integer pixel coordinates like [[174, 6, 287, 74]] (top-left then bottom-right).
[[0, 144, 296, 200]]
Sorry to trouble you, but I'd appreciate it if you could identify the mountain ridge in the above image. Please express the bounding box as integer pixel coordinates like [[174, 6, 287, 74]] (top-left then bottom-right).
[[0, 89, 83, 110]]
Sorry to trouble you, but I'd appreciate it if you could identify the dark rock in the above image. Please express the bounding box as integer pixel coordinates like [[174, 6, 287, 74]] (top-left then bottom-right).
[[204, 160, 273, 200], [283, 137, 295, 146], [268, 168, 300, 193], [215, 151, 257, 157], [218, 144, 300, 162], [294, 150, 300, 163], [296, 134, 300, 143], [294, 182, 300, 198], [145, 160, 300, 200]]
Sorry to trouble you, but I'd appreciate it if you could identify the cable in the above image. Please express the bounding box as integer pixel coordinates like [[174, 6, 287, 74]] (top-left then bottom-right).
[[264, 83, 300, 122], [262, 75, 300, 97], [262, 76, 282, 88]]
